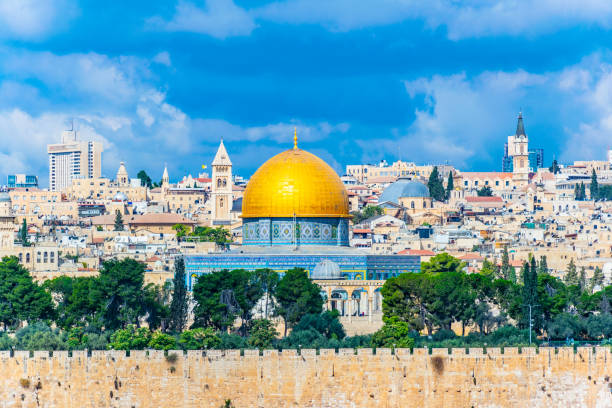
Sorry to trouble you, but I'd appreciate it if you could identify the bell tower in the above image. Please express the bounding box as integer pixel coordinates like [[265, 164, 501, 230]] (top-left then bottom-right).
[[211, 139, 233, 224], [510, 112, 529, 186]]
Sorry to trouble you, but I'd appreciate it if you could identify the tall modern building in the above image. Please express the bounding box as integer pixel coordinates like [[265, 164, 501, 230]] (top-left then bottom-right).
[[528, 148, 544, 171], [47, 130, 103, 192], [7, 174, 38, 189], [502, 143, 513, 172]]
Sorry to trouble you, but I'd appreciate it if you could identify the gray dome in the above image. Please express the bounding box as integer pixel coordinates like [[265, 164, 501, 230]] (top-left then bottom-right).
[[0, 192, 10, 202], [310, 259, 343, 280], [113, 192, 128, 201], [379, 177, 429, 204]]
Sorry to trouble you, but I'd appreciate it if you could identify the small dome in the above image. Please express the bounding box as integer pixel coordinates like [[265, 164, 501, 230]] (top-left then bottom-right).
[[379, 177, 429, 204], [0, 192, 10, 202], [113, 192, 128, 201], [310, 259, 343, 280]]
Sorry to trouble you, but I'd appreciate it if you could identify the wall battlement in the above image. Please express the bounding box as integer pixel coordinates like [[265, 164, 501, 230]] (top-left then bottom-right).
[[0, 347, 610, 407]]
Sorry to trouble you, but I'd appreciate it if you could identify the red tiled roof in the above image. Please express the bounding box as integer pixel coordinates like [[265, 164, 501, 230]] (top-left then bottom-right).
[[465, 196, 503, 203], [458, 253, 484, 261], [92, 237, 105, 244], [353, 229, 372, 234]]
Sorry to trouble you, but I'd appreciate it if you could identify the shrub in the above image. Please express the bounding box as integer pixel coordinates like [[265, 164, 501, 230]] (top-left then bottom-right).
[[371, 317, 415, 349], [108, 326, 152, 350], [179, 328, 221, 350], [247, 319, 278, 349], [15, 323, 67, 351], [19, 378, 30, 388], [149, 332, 177, 351]]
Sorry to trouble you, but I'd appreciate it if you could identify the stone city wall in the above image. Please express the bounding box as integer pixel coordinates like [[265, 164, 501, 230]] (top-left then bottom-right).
[[0, 347, 610, 408]]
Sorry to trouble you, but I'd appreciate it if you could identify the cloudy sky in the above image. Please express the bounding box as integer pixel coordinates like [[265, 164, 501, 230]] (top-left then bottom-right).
[[1, 0, 612, 186]]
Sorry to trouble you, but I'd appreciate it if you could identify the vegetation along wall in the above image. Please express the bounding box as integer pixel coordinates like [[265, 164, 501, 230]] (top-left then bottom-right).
[[0, 347, 610, 408]]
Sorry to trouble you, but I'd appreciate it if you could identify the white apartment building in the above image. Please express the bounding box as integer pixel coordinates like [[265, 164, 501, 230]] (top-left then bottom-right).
[[47, 130, 103, 192]]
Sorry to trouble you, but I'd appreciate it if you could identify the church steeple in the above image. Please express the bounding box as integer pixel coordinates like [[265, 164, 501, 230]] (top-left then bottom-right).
[[516, 112, 526, 137], [162, 164, 169, 185]]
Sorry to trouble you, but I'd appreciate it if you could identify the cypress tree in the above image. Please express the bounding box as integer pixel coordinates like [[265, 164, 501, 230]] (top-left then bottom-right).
[[580, 182, 586, 200], [500, 246, 511, 280], [537, 256, 548, 275], [168, 257, 188, 333], [427, 166, 446, 202], [590, 169, 599, 200], [20, 218, 28, 246], [522, 256, 540, 331], [564, 259, 578, 286], [446, 171, 454, 199], [591, 266, 604, 292], [579, 267, 587, 292], [114, 210, 124, 231]]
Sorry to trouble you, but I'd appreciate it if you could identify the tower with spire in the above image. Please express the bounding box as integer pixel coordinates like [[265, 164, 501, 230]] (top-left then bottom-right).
[[507, 112, 530, 186], [162, 164, 169, 186], [211, 139, 233, 225]]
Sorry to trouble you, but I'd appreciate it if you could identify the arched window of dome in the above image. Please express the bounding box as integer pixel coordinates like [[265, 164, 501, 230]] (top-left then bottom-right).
[[423, 201, 427, 208], [411, 201, 415, 209]]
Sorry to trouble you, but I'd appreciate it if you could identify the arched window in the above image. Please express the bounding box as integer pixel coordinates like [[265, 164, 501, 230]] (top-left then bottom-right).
[[411, 201, 415, 209], [43, 251, 48, 263], [423, 201, 427, 209], [18, 253, 22, 262], [26, 253, 30, 263], [217, 179, 222, 187], [223, 179, 227, 187], [220, 198, 224, 208]]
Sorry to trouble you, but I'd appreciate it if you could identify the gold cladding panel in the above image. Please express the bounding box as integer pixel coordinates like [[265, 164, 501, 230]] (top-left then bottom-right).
[[242, 148, 349, 218]]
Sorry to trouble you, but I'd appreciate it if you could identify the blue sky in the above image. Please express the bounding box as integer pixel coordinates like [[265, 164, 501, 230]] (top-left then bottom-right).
[[1, 0, 612, 185]]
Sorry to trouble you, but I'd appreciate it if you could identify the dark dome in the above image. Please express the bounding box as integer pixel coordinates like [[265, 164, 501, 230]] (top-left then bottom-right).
[[379, 178, 430, 204]]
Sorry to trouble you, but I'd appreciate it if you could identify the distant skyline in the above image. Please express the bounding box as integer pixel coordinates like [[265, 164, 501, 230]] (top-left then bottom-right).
[[2, 1, 612, 186]]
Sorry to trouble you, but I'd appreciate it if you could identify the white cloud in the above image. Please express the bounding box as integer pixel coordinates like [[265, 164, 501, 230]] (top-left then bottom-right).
[[149, 0, 256, 39], [0, 0, 78, 40], [153, 51, 172, 67], [255, 0, 612, 39]]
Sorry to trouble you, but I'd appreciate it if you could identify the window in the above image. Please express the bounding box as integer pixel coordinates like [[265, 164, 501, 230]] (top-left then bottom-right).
[[44, 252, 48, 263], [26, 253, 30, 263], [37, 252, 41, 263]]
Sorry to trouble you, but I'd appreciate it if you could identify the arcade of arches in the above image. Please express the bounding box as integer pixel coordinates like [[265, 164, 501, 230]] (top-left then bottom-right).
[[314, 280, 384, 324]]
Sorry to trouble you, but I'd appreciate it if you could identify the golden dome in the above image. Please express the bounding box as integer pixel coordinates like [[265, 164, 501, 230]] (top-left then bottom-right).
[[242, 147, 349, 219]]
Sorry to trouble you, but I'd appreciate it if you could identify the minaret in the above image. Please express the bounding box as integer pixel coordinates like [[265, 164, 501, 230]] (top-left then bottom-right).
[[0, 192, 14, 249], [211, 139, 233, 224], [510, 112, 529, 186]]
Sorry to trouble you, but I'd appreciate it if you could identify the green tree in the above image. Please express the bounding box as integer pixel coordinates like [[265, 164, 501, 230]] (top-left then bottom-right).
[[292, 310, 345, 340], [148, 331, 177, 350], [141, 283, 170, 330], [168, 257, 188, 333], [590, 169, 599, 200], [351, 205, 384, 224], [564, 259, 578, 286], [247, 319, 278, 349], [191, 226, 232, 245], [591, 267, 604, 292], [136, 170, 153, 188], [427, 166, 446, 201], [477, 186, 493, 197], [538, 256, 548, 275], [445, 171, 454, 199], [521, 256, 541, 331], [91, 258, 149, 330], [114, 210, 124, 231], [581, 182, 586, 200], [500, 246, 511, 280], [192, 269, 264, 334], [371, 316, 415, 348], [108, 325, 151, 350], [549, 159, 560, 174], [179, 327, 221, 349], [253, 269, 279, 319], [480, 259, 495, 277], [172, 224, 189, 239], [0, 256, 54, 329], [20, 218, 29, 246], [421, 253, 464, 274], [275, 268, 323, 336], [578, 267, 587, 292]]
